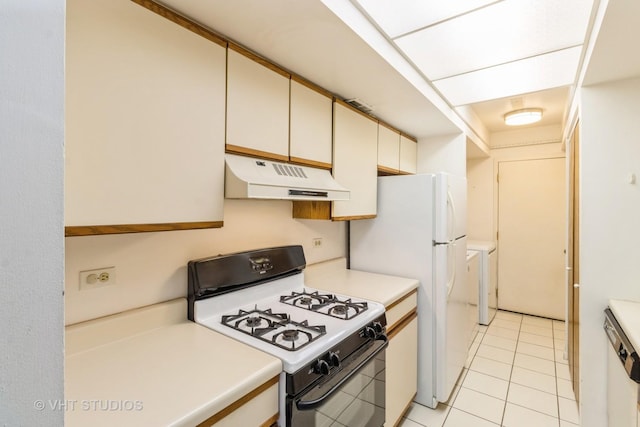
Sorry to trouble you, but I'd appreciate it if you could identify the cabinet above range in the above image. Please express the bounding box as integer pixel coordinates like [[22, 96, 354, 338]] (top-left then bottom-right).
[[64, 0, 421, 236], [65, 0, 226, 236]]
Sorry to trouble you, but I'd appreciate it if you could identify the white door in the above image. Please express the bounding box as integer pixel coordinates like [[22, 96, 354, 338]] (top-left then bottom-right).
[[497, 158, 566, 319]]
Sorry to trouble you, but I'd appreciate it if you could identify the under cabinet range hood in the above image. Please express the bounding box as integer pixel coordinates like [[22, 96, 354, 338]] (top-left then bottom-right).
[[225, 154, 350, 201]]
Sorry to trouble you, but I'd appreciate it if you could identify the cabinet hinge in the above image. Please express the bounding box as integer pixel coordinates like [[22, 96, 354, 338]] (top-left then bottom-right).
[[496, 231, 499, 240]]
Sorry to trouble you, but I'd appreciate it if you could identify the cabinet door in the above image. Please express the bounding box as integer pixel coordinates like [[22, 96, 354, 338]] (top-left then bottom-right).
[[226, 47, 290, 161], [377, 123, 400, 174], [65, 0, 225, 234], [386, 316, 418, 427], [332, 101, 379, 220], [290, 78, 333, 169], [399, 135, 417, 174]]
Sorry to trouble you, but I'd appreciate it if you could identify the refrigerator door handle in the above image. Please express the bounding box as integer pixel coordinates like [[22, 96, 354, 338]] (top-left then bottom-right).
[[447, 189, 456, 242], [446, 243, 457, 299]]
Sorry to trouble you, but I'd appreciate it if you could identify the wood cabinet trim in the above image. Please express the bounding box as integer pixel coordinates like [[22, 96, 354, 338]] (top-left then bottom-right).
[[65, 222, 223, 237], [196, 375, 279, 427], [260, 413, 279, 427], [387, 309, 417, 340], [289, 156, 332, 170], [291, 75, 334, 99], [292, 201, 331, 220], [386, 289, 418, 312], [379, 121, 401, 134], [131, 0, 227, 47], [226, 145, 290, 163], [392, 394, 417, 427], [228, 42, 290, 78], [334, 99, 378, 122], [332, 214, 377, 221], [377, 165, 400, 175], [401, 132, 418, 143]]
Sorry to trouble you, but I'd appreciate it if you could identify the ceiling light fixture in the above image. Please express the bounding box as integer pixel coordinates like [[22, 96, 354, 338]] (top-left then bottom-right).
[[504, 108, 543, 126]]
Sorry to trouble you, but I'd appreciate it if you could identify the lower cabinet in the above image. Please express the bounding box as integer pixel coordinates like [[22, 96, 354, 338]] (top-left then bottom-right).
[[200, 380, 279, 427], [386, 294, 418, 427]]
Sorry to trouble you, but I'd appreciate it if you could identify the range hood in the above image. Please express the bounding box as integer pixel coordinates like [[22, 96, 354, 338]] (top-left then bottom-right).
[[225, 154, 350, 201]]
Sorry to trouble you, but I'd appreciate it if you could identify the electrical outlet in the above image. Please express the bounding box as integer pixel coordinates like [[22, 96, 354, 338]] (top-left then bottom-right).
[[79, 267, 116, 290], [312, 238, 323, 248]]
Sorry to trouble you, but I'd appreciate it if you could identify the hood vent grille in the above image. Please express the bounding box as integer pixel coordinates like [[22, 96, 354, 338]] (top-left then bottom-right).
[[273, 163, 308, 179], [225, 154, 349, 201]]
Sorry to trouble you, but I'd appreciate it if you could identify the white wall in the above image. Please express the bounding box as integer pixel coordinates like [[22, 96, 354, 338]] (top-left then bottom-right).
[[0, 0, 65, 424], [65, 199, 345, 325], [579, 76, 640, 427], [417, 132, 467, 176], [467, 157, 494, 241]]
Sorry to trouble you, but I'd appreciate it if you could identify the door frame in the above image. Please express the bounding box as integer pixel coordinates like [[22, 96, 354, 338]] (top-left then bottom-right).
[[495, 156, 567, 319], [567, 121, 580, 403]]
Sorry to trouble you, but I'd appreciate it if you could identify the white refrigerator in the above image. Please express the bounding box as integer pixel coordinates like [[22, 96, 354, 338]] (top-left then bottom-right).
[[350, 173, 470, 408]]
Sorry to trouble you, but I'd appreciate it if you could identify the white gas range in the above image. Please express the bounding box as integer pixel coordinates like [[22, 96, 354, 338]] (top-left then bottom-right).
[[188, 246, 387, 427]]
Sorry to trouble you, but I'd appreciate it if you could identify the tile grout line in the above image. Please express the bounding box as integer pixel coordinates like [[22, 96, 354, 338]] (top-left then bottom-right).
[[500, 316, 522, 426], [403, 313, 569, 427], [552, 324, 562, 424]]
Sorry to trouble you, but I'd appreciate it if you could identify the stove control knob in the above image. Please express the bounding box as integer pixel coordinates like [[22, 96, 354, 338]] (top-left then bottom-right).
[[314, 359, 330, 376], [329, 352, 341, 368], [364, 326, 377, 339], [373, 321, 384, 334], [619, 347, 628, 360]]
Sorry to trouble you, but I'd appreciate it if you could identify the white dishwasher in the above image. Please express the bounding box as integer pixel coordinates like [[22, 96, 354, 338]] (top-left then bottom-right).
[[604, 307, 640, 427]]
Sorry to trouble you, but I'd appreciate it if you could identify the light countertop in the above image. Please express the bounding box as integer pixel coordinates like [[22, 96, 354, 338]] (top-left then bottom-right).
[[305, 258, 419, 308], [608, 299, 640, 351], [65, 299, 281, 427]]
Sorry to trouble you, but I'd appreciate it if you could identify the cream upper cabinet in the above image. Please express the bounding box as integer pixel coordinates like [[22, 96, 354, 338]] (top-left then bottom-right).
[[400, 134, 418, 174], [289, 78, 333, 169], [377, 123, 401, 174], [332, 101, 379, 220], [226, 46, 290, 161], [65, 0, 226, 234]]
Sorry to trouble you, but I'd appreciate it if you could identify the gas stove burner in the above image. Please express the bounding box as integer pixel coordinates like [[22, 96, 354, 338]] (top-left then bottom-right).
[[280, 289, 369, 320], [245, 316, 263, 328], [298, 297, 313, 306], [270, 320, 326, 351], [221, 307, 326, 351], [330, 304, 348, 316], [280, 290, 333, 309], [280, 329, 300, 341]]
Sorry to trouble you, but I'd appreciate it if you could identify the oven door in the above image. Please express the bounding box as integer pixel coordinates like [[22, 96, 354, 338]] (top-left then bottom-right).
[[287, 338, 387, 427]]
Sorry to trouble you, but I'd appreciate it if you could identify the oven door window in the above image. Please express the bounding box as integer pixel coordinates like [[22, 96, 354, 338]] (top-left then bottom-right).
[[289, 347, 386, 427]]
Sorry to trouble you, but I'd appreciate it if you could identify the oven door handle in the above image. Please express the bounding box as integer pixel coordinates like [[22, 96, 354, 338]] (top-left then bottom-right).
[[296, 337, 387, 411]]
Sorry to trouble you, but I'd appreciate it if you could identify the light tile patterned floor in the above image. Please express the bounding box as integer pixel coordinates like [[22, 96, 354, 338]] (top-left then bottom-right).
[[398, 310, 580, 427]]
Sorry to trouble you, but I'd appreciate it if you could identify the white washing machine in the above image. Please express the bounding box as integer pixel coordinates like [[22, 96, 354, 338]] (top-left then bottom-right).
[[468, 240, 497, 325]]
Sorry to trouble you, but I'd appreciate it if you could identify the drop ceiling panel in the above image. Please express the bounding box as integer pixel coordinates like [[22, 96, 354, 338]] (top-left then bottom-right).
[[434, 46, 582, 106], [354, 0, 497, 38], [395, 0, 592, 80]]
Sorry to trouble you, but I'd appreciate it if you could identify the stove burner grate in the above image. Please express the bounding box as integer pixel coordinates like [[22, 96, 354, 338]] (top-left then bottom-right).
[[221, 306, 326, 351], [280, 289, 369, 320]]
